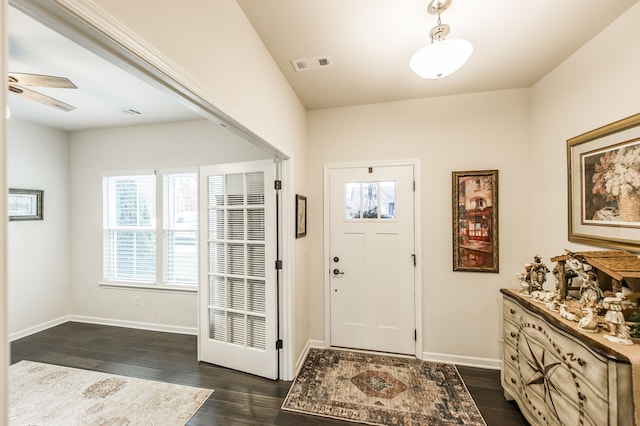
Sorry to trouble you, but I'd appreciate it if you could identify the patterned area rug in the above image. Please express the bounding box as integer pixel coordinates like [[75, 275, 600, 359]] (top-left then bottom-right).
[[9, 360, 213, 425], [282, 349, 486, 425]]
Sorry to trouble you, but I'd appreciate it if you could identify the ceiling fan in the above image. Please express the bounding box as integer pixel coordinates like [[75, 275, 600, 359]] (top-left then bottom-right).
[[8, 72, 77, 112]]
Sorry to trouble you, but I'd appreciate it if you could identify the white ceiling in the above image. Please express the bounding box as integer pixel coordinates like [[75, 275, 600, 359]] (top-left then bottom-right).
[[7, 1, 639, 131], [7, 7, 203, 132], [237, 0, 640, 109]]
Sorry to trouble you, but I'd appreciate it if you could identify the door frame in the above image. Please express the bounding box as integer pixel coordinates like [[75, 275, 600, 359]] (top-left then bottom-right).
[[323, 159, 422, 358], [7, 0, 296, 380]]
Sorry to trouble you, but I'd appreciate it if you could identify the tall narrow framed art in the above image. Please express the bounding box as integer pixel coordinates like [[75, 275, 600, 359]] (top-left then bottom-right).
[[452, 170, 498, 272]]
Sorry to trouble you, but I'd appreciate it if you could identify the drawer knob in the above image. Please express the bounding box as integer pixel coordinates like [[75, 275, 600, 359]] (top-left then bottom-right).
[[510, 308, 516, 314], [510, 378, 516, 384], [578, 392, 587, 401], [577, 358, 586, 367], [510, 355, 516, 361], [510, 332, 517, 338]]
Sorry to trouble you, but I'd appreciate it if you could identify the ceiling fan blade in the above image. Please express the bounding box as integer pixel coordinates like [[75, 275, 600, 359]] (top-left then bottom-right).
[[9, 84, 76, 112], [8, 72, 77, 89]]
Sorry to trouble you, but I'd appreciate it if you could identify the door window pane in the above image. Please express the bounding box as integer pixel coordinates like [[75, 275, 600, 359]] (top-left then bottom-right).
[[362, 182, 378, 218], [379, 181, 396, 219], [345, 182, 361, 219], [346, 180, 397, 220]]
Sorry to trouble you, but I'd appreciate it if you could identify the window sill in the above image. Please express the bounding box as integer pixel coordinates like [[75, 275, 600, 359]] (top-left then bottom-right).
[[99, 282, 197, 294]]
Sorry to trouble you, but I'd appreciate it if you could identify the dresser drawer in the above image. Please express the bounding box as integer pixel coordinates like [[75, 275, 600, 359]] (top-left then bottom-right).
[[503, 323, 609, 426], [503, 297, 609, 394], [522, 310, 609, 394], [503, 297, 523, 321]]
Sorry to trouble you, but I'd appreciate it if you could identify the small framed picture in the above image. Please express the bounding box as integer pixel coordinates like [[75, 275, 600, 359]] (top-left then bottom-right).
[[296, 194, 307, 238], [8, 188, 43, 221]]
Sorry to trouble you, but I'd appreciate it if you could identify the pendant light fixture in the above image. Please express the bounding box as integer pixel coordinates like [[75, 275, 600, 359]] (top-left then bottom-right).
[[410, 0, 473, 79]]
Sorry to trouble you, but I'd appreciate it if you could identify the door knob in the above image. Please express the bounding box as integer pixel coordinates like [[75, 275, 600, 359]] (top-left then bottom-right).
[[333, 268, 344, 276], [333, 256, 339, 262]]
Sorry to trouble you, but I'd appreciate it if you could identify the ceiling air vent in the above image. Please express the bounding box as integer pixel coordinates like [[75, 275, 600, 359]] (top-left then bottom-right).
[[291, 55, 333, 72], [115, 107, 142, 115]]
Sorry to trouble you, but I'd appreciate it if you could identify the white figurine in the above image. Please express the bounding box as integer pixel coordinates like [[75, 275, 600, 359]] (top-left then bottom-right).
[[577, 306, 599, 333], [579, 272, 603, 308], [602, 293, 633, 345], [516, 263, 532, 295], [530, 255, 550, 292]]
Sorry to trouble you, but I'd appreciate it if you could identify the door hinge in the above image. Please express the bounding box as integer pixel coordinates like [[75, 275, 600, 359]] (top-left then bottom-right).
[[275, 260, 283, 270], [274, 180, 282, 190], [411, 254, 416, 267], [413, 180, 416, 191], [276, 339, 283, 350], [414, 329, 417, 341]]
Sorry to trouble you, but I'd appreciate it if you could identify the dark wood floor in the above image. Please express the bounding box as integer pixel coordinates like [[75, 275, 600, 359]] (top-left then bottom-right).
[[10, 322, 528, 425]]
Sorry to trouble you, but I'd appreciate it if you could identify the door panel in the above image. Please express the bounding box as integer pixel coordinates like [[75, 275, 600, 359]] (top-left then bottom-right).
[[329, 165, 415, 354], [198, 159, 277, 379]]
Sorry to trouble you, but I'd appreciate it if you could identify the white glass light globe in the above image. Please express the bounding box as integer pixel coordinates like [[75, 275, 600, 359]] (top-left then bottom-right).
[[410, 39, 473, 79]]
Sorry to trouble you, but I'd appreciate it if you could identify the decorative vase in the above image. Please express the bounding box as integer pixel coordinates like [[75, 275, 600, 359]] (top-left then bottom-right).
[[617, 193, 640, 222]]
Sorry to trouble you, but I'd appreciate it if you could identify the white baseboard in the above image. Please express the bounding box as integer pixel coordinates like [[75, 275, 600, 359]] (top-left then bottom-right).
[[9, 315, 71, 342], [422, 351, 502, 370], [294, 340, 502, 372], [10, 315, 197, 342], [69, 315, 198, 335], [308, 339, 326, 349]]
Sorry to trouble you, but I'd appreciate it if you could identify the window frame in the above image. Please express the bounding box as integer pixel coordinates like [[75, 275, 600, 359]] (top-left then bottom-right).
[[101, 168, 198, 292]]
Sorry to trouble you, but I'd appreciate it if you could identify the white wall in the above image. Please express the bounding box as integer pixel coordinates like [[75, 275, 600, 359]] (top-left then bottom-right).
[[69, 119, 270, 330], [84, 0, 306, 157], [307, 90, 532, 365], [530, 2, 640, 258], [7, 118, 70, 336]]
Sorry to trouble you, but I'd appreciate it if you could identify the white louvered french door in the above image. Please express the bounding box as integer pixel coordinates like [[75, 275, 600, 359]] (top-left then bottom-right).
[[198, 160, 278, 379]]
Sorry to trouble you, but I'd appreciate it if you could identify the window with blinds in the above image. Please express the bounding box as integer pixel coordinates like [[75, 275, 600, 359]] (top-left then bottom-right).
[[207, 171, 267, 350], [103, 171, 198, 287], [163, 173, 198, 285], [103, 175, 156, 282]]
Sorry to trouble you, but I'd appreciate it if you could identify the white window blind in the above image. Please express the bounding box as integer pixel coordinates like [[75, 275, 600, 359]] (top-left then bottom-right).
[[163, 173, 198, 285], [103, 175, 156, 282], [207, 171, 268, 349]]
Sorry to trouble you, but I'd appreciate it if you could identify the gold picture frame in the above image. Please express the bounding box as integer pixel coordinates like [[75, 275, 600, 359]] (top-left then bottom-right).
[[452, 170, 499, 272], [567, 113, 640, 250]]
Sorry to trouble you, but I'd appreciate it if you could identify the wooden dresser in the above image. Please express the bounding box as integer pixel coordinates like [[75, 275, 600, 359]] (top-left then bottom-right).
[[500, 289, 637, 426]]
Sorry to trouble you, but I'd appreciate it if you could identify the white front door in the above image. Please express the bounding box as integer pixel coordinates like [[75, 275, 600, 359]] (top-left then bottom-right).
[[198, 159, 278, 379], [329, 164, 416, 354]]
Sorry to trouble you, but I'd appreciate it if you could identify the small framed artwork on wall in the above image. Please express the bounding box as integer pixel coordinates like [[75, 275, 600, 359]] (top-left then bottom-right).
[[296, 194, 307, 238], [8, 188, 43, 221], [452, 170, 499, 272]]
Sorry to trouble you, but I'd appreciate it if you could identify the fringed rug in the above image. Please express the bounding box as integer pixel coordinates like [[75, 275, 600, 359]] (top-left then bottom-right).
[[282, 349, 486, 426], [9, 360, 213, 425]]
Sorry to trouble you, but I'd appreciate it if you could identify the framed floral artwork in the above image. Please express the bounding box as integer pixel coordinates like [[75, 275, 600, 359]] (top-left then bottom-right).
[[452, 170, 499, 272], [567, 113, 640, 250]]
